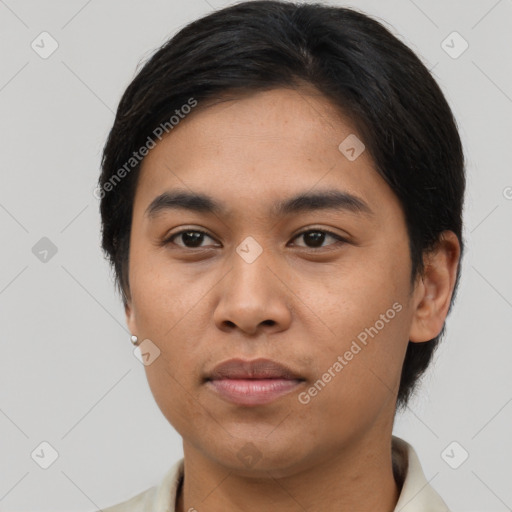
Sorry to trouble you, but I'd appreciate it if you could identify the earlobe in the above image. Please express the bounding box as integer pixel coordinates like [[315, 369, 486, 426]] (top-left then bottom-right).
[[409, 231, 461, 343]]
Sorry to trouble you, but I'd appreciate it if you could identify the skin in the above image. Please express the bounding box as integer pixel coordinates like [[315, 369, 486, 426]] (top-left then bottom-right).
[[124, 87, 460, 512]]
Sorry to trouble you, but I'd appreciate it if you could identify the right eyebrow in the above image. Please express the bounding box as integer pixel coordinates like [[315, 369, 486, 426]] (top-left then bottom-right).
[[145, 190, 226, 219]]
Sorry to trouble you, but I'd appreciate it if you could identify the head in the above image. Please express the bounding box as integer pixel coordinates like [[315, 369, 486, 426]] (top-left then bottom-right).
[[98, 1, 464, 472]]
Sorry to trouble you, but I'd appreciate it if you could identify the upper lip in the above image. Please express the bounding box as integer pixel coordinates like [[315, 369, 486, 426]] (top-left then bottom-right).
[[206, 358, 304, 380]]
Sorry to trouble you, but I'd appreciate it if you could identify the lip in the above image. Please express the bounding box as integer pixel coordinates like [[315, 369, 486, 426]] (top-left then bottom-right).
[[207, 357, 304, 380], [206, 378, 303, 406], [205, 358, 305, 406]]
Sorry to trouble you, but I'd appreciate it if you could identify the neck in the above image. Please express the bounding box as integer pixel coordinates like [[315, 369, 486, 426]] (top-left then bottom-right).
[[175, 432, 401, 512]]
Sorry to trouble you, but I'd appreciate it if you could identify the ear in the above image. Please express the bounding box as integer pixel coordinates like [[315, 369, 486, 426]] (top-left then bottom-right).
[[409, 230, 461, 343], [125, 300, 138, 336]]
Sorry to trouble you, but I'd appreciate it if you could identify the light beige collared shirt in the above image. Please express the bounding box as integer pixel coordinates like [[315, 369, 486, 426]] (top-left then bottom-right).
[[98, 435, 450, 512]]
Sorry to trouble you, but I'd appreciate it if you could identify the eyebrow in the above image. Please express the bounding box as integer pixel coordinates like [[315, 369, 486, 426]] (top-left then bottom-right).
[[145, 188, 374, 219]]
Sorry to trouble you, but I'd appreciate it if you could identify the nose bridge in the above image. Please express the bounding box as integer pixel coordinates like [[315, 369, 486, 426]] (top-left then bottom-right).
[[213, 236, 291, 333], [231, 241, 272, 296], [230, 236, 274, 303]]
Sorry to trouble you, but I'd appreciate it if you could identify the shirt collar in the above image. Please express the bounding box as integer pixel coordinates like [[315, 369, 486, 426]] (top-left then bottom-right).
[[391, 435, 450, 511]]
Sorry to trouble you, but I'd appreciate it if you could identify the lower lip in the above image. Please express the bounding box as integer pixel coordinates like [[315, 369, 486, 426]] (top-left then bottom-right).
[[206, 378, 303, 406]]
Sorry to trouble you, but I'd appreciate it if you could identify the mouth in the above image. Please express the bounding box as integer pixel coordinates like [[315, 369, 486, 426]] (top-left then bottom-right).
[[205, 377, 304, 406], [205, 358, 305, 406]]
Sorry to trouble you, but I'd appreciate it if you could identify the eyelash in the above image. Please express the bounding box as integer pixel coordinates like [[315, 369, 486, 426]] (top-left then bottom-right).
[[162, 228, 348, 251]]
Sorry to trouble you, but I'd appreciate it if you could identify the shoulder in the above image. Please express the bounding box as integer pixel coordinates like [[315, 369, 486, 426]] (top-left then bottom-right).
[[95, 458, 184, 512], [100, 485, 157, 512], [392, 436, 451, 512]]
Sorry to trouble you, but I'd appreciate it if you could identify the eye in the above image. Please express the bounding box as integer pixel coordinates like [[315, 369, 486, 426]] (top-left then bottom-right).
[[163, 228, 347, 251], [165, 229, 218, 249], [290, 229, 347, 249]]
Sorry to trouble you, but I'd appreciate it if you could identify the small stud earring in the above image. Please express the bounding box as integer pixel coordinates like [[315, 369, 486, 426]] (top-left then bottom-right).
[[130, 335, 138, 345]]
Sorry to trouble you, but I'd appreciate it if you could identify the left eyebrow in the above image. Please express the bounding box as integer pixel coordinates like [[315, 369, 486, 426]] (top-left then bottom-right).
[[144, 188, 374, 219], [271, 189, 374, 218]]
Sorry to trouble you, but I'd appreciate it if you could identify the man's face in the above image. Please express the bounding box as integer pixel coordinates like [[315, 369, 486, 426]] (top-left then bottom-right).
[[125, 87, 419, 475]]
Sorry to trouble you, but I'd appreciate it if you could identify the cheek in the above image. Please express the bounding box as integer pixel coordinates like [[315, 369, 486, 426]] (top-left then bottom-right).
[[128, 253, 205, 400], [297, 313, 409, 443], [129, 246, 208, 336], [310, 259, 406, 347], [144, 356, 205, 435], [299, 255, 411, 409]]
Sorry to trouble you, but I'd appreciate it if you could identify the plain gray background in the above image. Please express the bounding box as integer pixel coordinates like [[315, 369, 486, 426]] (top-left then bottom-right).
[[1, 0, 511, 510]]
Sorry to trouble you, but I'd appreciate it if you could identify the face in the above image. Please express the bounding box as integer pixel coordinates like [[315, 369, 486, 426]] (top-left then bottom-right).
[[125, 87, 428, 476]]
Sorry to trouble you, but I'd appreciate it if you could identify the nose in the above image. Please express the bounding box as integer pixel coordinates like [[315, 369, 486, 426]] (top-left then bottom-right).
[[213, 244, 292, 336]]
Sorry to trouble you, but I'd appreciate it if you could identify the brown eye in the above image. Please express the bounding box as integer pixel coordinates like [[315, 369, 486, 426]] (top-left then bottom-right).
[[292, 229, 346, 249], [166, 230, 217, 248]]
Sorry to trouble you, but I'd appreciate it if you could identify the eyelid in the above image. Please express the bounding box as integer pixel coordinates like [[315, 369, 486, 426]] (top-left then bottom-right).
[[163, 226, 348, 250], [289, 227, 348, 248], [291, 226, 347, 239], [163, 227, 218, 247]]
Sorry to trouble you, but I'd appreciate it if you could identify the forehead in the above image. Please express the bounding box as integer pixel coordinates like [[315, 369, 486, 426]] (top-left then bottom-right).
[[133, 87, 398, 220]]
